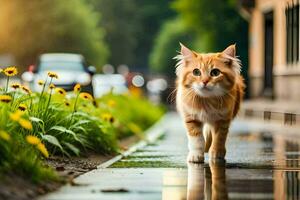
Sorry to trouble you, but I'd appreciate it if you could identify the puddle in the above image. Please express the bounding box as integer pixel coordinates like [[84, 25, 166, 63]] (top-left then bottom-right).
[[162, 164, 300, 200], [111, 130, 300, 199]]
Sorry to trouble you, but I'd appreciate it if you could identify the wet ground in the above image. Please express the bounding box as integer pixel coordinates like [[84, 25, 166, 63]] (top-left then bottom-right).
[[41, 113, 300, 200]]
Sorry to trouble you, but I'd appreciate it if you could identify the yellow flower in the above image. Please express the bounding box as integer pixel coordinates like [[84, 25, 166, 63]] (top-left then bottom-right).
[[49, 83, 55, 89], [107, 100, 116, 107], [19, 118, 33, 130], [37, 143, 49, 158], [18, 104, 27, 111], [0, 131, 10, 141], [26, 135, 41, 145], [64, 100, 70, 107], [79, 92, 93, 101], [0, 68, 3, 73], [0, 95, 12, 103], [55, 87, 66, 96], [38, 80, 45, 86], [101, 113, 115, 123], [21, 85, 32, 94], [47, 72, 58, 79], [11, 83, 21, 89], [74, 84, 81, 93], [9, 110, 23, 121], [3, 66, 18, 76]]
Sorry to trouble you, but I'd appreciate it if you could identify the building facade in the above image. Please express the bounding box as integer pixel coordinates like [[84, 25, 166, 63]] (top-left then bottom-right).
[[242, 0, 300, 100]]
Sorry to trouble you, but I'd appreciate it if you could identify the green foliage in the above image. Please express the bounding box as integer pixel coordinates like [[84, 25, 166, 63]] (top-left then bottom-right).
[[0, 67, 165, 183], [172, 0, 248, 67], [134, 0, 175, 68], [149, 18, 194, 76], [90, 0, 139, 67], [150, 0, 248, 78], [97, 93, 166, 139], [0, 0, 108, 69], [90, 0, 174, 68]]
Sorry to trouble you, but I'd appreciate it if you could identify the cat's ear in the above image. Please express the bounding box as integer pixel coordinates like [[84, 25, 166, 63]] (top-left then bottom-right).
[[221, 44, 241, 74], [180, 43, 196, 59], [222, 44, 236, 58]]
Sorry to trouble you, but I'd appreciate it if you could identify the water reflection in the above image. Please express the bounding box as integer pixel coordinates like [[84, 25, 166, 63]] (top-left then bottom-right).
[[187, 162, 227, 200]]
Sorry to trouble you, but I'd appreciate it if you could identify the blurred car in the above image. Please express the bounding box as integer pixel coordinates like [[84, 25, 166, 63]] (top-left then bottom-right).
[[93, 74, 128, 98], [22, 53, 96, 93]]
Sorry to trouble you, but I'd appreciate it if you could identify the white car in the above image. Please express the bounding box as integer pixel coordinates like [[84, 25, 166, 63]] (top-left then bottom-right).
[[22, 53, 96, 94]]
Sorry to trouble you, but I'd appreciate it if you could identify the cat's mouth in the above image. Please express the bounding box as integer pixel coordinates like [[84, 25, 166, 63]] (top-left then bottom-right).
[[192, 83, 224, 97], [201, 86, 212, 91]]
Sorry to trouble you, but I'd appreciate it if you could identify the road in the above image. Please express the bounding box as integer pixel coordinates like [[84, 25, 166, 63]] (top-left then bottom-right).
[[41, 112, 300, 200]]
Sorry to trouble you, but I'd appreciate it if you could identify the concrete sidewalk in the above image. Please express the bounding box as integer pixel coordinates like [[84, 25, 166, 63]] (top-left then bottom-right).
[[41, 113, 300, 200]]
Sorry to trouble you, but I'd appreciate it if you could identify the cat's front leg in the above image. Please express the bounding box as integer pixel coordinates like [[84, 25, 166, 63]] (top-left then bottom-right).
[[185, 119, 205, 163], [209, 120, 230, 161]]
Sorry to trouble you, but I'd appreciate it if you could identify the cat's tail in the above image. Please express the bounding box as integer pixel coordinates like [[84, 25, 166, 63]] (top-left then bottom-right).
[[203, 124, 212, 153]]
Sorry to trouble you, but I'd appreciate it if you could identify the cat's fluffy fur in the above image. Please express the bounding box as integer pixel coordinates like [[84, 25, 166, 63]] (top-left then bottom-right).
[[175, 43, 245, 163]]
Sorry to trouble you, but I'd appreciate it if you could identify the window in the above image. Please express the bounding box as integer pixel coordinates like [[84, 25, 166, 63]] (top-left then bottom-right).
[[286, 3, 299, 64]]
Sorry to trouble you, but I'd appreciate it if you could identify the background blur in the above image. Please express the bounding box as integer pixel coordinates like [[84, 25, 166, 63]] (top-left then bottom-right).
[[0, 0, 268, 103]]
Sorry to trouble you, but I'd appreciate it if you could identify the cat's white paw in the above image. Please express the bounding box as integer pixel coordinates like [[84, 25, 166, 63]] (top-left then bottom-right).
[[187, 151, 204, 163]]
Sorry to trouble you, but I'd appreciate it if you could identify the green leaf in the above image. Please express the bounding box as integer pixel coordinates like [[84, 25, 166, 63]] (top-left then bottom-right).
[[50, 126, 79, 141], [63, 142, 80, 156], [70, 120, 90, 128], [30, 117, 44, 124], [42, 134, 63, 151]]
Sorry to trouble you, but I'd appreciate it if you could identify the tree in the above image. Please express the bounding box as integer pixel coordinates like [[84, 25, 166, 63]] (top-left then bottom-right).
[[134, 0, 175, 69], [172, 0, 248, 68], [149, 18, 194, 76], [90, 0, 174, 70], [0, 0, 108, 70], [90, 0, 139, 67]]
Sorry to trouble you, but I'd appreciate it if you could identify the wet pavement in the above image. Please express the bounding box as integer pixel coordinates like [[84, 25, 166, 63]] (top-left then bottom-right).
[[41, 113, 300, 200]]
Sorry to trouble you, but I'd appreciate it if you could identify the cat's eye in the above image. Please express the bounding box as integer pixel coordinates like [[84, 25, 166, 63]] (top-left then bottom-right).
[[210, 68, 221, 77], [192, 68, 201, 76]]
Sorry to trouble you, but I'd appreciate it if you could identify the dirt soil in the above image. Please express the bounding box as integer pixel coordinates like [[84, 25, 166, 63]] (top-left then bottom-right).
[[0, 136, 139, 200]]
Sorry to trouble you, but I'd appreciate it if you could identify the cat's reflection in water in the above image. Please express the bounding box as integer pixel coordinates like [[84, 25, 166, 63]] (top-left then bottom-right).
[[187, 162, 228, 200]]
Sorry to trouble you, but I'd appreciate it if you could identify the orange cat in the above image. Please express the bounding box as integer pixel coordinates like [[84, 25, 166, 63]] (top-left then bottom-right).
[[175, 43, 245, 163]]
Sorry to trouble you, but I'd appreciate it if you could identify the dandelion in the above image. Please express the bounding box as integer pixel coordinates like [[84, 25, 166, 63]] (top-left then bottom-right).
[[55, 87, 66, 96], [19, 118, 33, 130], [11, 83, 21, 89], [18, 104, 27, 111], [79, 92, 93, 101], [21, 85, 31, 94], [64, 100, 70, 107], [38, 80, 45, 86], [107, 100, 116, 107], [26, 135, 41, 145], [0, 131, 10, 141], [47, 72, 58, 79], [49, 83, 55, 89], [9, 110, 23, 121], [74, 84, 81, 93], [101, 113, 114, 123], [26, 135, 49, 158], [3, 66, 18, 77], [0, 95, 12, 103], [37, 143, 49, 158]]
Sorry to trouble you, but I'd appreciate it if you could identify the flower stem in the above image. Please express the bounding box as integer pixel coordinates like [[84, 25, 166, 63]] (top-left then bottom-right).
[[69, 92, 80, 127], [5, 76, 10, 93]]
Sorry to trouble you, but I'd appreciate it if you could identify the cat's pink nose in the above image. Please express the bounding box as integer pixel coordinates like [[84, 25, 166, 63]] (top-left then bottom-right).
[[202, 80, 209, 86]]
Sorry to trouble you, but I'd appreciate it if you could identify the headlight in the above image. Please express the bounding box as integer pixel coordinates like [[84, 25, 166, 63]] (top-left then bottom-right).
[[76, 73, 91, 86]]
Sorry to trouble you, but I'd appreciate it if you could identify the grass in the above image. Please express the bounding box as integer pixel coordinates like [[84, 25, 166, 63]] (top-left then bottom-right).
[[0, 66, 165, 183]]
